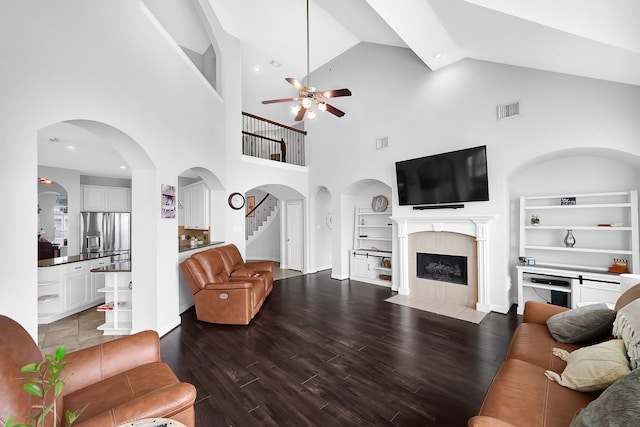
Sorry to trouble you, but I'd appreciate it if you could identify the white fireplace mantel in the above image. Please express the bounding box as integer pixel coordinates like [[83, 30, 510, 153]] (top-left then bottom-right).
[[391, 215, 496, 312]]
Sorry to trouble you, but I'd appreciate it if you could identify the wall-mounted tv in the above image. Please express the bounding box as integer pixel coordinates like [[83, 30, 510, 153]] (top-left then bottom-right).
[[395, 145, 489, 207]]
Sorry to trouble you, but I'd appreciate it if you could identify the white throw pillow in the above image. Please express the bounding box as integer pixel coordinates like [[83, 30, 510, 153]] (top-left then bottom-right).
[[544, 339, 631, 392]]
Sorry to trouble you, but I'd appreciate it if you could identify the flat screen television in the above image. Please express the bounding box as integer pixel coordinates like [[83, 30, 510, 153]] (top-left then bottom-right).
[[395, 145, 489, 206]]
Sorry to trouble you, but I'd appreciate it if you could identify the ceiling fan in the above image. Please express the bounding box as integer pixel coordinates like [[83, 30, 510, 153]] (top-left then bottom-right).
[[261, 0, 352, 121]]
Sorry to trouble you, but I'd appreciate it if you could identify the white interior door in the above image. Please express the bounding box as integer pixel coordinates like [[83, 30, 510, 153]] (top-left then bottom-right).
[[286, 201, 303, 271]]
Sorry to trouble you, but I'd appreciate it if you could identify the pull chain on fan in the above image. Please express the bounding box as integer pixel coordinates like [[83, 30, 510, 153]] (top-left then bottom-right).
[[262, 0, 351, 121]]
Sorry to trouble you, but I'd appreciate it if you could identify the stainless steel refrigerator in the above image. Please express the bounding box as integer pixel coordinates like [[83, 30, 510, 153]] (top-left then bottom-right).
[[80, 212, 131, 254]]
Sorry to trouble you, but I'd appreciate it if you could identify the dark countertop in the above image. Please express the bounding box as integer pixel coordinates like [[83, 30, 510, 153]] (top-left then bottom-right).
[[179, 240, 225, 253], [90, 261, 131, 273], [38, 251, 129, 268]]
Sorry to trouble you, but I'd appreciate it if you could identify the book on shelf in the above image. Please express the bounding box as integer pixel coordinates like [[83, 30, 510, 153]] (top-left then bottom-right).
[[97, 301, 127, 311]]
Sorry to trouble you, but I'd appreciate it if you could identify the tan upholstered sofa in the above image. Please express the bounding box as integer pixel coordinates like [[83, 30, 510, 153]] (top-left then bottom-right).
[[469, 283, 640, 427], [180, 244, 274, 325], [0, 315, 196, 427]]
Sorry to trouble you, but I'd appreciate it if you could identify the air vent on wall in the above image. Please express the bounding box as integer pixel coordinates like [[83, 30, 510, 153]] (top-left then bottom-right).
[[496, 101, 520, 120], [376, 137, 389, 150]]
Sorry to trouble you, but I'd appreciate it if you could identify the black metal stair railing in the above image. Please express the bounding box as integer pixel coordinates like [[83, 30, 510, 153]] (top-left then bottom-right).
[[242, 112, 307, 166], [245, 193, 277, 240]]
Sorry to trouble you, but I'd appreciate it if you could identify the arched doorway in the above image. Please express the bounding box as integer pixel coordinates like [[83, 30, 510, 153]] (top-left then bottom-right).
[[37, 119, 157, 337]]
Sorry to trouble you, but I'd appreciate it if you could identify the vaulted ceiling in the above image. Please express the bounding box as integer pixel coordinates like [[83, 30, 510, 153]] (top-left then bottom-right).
[[37, 0, 640, 178], [211, 0, 639, 123]]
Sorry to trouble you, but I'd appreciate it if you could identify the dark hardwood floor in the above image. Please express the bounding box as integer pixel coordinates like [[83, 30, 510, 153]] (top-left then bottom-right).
[[160, 270, 521, 426]]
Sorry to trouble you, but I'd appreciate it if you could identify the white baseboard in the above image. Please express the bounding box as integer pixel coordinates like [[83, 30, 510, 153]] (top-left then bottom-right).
[[179, 302, 194, 314], [157, 317, 181, 338], [246, 256, 280, 262], [331, 272, 349, 280]]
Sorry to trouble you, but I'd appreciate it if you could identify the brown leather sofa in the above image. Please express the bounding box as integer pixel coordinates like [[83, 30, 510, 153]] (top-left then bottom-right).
[[180, 244, 274, 325], [0, 315, 196, 426], [469, 283, 640, 427]]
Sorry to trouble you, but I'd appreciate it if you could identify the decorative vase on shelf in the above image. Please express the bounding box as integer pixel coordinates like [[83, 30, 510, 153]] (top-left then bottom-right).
[[564, 229, 576, 248]]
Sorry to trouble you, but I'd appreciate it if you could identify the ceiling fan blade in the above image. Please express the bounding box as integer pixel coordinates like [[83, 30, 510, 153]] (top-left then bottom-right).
[[294, 106, 307, 121], [286, 78, 307, 93], [324, 103, 346, 118], [320, 88, 352, 99], [262, 97, 299, 104]]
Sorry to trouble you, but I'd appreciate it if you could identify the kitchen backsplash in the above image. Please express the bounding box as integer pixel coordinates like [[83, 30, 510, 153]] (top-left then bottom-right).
[[178, 226, 210, 242]]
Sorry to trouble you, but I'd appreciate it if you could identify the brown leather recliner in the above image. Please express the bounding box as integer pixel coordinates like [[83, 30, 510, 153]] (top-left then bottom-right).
[[216, 243, 274, 295], [180, 244, 273, 325], [0, 315, 196, 427]]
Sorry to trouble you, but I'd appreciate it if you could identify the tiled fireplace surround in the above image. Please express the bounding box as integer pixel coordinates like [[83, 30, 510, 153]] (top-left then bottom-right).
[[392, 215, 494, 313]]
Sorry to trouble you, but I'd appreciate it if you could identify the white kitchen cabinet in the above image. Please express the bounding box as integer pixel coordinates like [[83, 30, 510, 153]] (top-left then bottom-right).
[[106, 187, 130, 211], [38, 265, 64, 324], [90, 258, 110, 302], [182, 180, 209, 230], [516, 191, 638, 313], [350, 207, 392, 287], [82, 185, 130, 212], [64, 262, 90, 312], [38, 258, 108, 324]]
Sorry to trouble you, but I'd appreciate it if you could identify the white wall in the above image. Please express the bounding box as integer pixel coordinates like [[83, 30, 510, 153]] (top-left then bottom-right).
[[0, 0, 313, 337], [0, 0, 229, 337], [307, 42, 640, 312], [312, 186, 333, 271]]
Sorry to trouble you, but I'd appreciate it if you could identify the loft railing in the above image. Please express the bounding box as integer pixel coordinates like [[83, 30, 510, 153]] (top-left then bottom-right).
[[242, 112, 307, 166]]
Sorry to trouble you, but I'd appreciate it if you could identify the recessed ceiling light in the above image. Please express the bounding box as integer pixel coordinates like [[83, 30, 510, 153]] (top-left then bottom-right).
[[254, 66, 261, 73], [433, 52, 443, 59], [66, 145, 77, 151], [119, 165, 127, 169]]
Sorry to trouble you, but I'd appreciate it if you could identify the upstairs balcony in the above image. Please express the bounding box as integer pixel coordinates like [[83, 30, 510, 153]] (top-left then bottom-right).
[[242, 112, 307, 166]]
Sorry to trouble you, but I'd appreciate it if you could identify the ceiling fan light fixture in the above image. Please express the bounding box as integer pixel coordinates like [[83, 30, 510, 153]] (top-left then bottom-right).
[[260, 0, 351, 121]]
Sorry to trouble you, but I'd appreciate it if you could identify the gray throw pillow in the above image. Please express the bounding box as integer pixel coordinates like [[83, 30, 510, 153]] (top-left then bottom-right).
[[547, 303, 616, 343], [570, 368, 640, 427]]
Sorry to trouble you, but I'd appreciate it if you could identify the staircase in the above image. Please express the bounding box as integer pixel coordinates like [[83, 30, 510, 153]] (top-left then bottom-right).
[[245, 194, 279, 242]]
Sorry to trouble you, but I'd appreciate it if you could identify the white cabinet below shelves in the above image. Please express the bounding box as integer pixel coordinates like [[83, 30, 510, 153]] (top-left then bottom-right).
[[350, 250, 393, 287], [517, 265, 623, 315], [182, 181, 209, 230], [82, 185, 131, 212]]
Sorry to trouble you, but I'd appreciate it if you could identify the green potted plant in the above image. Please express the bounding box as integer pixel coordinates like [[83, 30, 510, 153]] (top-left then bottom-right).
[[2, 347, 86, 427]]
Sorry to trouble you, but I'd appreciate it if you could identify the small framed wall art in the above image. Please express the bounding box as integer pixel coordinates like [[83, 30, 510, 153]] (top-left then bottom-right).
[[161, 184, 176, 218]]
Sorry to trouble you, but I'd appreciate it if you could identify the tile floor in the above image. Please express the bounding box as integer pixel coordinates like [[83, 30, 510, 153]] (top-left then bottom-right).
[[38, 263, 304, 354], [385, 294, 489, 324], [38, 307, 120, 355]]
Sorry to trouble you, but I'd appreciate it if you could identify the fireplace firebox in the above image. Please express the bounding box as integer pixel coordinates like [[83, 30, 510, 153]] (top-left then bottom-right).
[[416, 252, 468, 285]]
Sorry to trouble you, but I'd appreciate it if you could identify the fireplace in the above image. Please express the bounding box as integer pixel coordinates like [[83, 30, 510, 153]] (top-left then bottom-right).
[[417, 252, 468, 285], [391, 214, 494, 312]]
